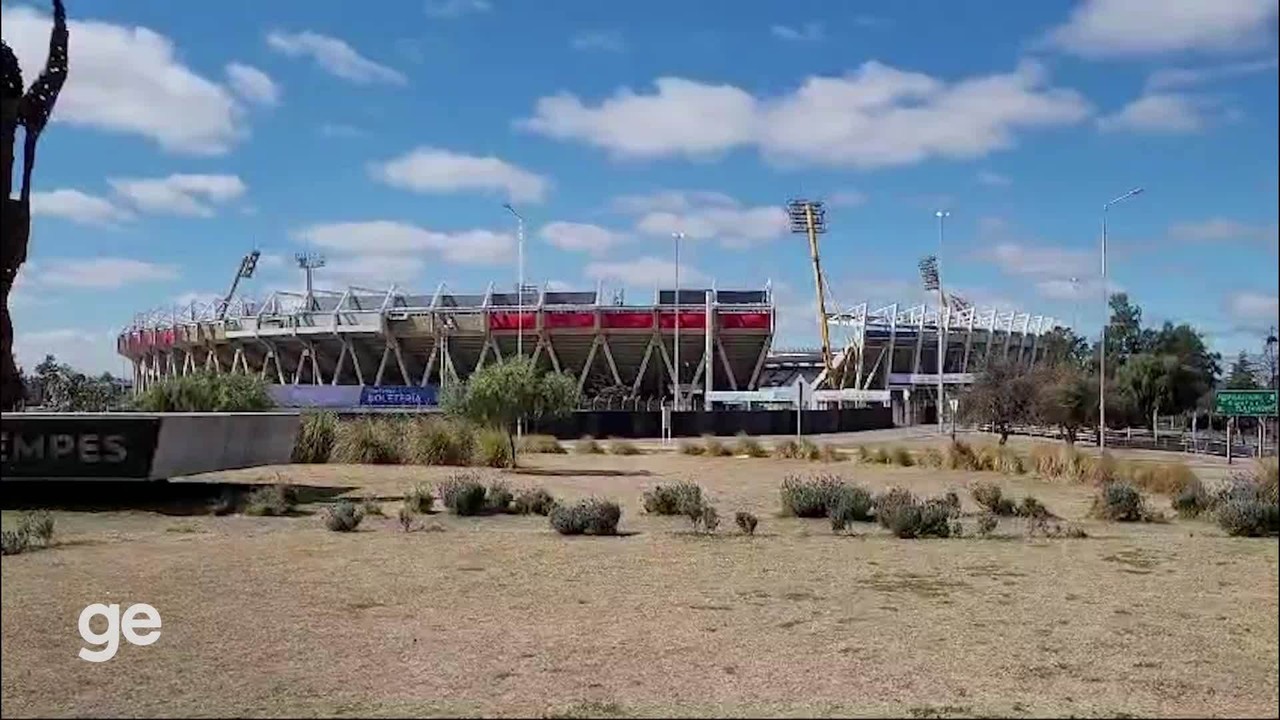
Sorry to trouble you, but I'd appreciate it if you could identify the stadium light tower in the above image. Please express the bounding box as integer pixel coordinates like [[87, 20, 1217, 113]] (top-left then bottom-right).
[[1099, 187, 1144, 449], [218, 250, 260, 320], [295, 251, 325, 311], [503, 203, 526, 359], [787, 199, 832, 379], [935, 209, 950, 434], [918, 253, 945, 432], [672, 231, 685, 410]]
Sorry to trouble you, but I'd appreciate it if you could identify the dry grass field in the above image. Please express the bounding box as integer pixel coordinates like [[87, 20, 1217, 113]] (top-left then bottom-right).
[[2, 441, 1278, 718]]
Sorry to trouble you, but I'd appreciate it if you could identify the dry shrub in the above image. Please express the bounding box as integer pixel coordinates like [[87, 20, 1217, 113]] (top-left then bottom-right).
[[945, 440, 978, 470], [779, 474, 850, 518], [856, 445, 873, 463], [772, 438, 799, 459], [244, 484, 295, 516], [608, 438, 641, 455], [550, 498, 622, 535], [575, 435, 604, 454], [397, 503, 417, 532], [976, 513, 999, 537], [819, 443, 845, 462], [733, 433, 768, 458], [513, 487, 557, 516], [1172, 479, 1210, 518], [332, 417, 404, 464], [734, 511, 758, 535], [361, 498, 385, 516], [876, 491, 954, 539], [798, 438, 821, 461], [828, 484, 875, 532], [520, 434, 566, 454], [1089, 481, 1151, 522], [292, 411, 337, 463], [1026, 516, 1088, 539], [322, 500, 364, 532], [1124, 462, 1197, 496], [643, 481, 703, 516], [3, 511, 56, 554], [890, 446, 915, 467], [971, 482, 1016, 516], [485, 481, 515, 513], [437, 472, 488, 516], [405, 483, 435, 513], [1213, 465, 1279, 537], [679, 439, 706, 456], [475, 428, 514, 468], [918, 447, 944, 468], [691, 504, 720, 534], [703, 435, 732, 457], [1017, 496, 1051, 519]]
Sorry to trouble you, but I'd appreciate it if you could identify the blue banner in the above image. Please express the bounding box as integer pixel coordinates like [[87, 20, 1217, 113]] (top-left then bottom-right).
[[359, 386, 438, 407], [268, 385, 363, 409]]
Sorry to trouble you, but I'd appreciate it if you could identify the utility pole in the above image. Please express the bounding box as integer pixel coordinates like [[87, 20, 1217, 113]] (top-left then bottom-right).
[[672, 232, 684, 410], [1099, 187, 1144, 449], [935, 209, 949, 434]]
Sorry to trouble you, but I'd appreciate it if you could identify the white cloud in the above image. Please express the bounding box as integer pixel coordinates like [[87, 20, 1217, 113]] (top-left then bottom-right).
[[977, 170, 1011, 187], [828, 189, 868, 207], [519, 60, 1090, 168], [3, 6, 245, 155], [1035, 277, 1102, 301], [539, 222, 629, 255], [371, 147, 550, 203], [989, 243, 1094, 279], [614, 190, 788, 248], [771, 23, 824, 42], [1227, 291, 1279, 325], [225, 63, 280, 106], [424, 0, 492, 18], [28, 258, 179, 289], [1146, 58, 1278, 89], [14, 328, 125, 376], [571, 31, 625, 53], [294, 221, 514, 266], [1044, 0, 1278, 58], [267, 30, 406, 85], [584, 256, 709, 287], [109, 174, 247, 217], [1169, 218, 1277, 242], [30, 189, 134, 226], [1097, 92, 1216, 134]]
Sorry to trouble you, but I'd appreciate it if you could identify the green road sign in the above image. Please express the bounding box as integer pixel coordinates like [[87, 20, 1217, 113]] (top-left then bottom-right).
[[1214, 390, 1278, 417]]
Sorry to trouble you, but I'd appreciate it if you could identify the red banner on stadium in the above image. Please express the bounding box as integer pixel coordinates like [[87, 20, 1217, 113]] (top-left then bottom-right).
[[718, 311, 771, 330], [542, 311, 596, 329], [658, 311, 705, 329], [488, 312, 538, 331], [601, 311, 654, 330]]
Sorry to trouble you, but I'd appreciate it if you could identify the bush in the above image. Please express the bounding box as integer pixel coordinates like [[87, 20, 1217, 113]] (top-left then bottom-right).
[[855, 445, 873, 463], [971, 482, 1017, 516], [976, 513, 999, 537], [691, 504, 720, 534], [485, 481, 514, 513], [513, 487, 557, 516], [608, 438, 641, 455], [890, 446, 915, 467], [797, 438, 821, 461], [734, 511, 758, 535], [878, 493, 954, 539], [550, 498, 622, 535], [1017, 496, 1051, 519], [135, 372, 274, 412], [873, 487, 916, 528], [244, 484, 295, 516], [1125, 462, 1197, 496], [779, 474, 849, 518], [941, 489, 962, 517], [1216, 498, 1279, 537], [1089, 481, 1149, 522], [703, 435, 732, 457], [397, 503, 417, 532], [918, 447, 944, 469], [1172, 479, 1210, 518], [828, 483, 875, 532], [872, 446, 893, 465], [818, 443, 845, 462], [520, 434, 566, 454], [678, 439, 705, 456], [643, 481, 704, 516], [323, 500, 364, 532], [332, 418, 403, 464], [361, 498, 385, 516], [475, 427, 514, 468], [734, 433, 768, 458], [292, 412, 337, 463], [773, 438, 800, 459], [17, 510, 55, 546], [404, 483, 435, 514], [406, 418, 473, 466], [437, 473, 488, 516], [1, 529, 31, 555], [1027, 516, 1089, 539], [945, 440, 978, 471], [575, 435, 604, 454]]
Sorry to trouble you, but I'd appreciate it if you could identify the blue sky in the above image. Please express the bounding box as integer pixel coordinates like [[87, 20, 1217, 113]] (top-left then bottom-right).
[[4, 0, 1278, 375]]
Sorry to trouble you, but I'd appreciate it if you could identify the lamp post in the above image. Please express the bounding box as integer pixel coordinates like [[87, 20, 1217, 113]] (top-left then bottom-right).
[[672, 231, 684, 410], [502, 203, 525, 359], [1099, 187, 1144, 449], [935, 209, 949, 434]]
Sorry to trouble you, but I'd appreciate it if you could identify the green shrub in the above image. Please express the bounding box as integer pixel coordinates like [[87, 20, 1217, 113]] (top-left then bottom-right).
[[779, 474, 847, 518], [734, 511, 758, 535], [332, 418, 403, 464], [976, 513, 998, 537], [773, 438, 801, 459], [889, 446, 915, 467], [575, 435, 604, 454], [1172, 479, 1210, 518], [691, 504, 720, 534], [873, 487, 916, 528], [941, 489, 962, 518], [819, 443, 845, 462], [971, 482, 1016, 516], [643, 481, 703, 516], [1, 529, 30, 555], [437, 473, 488, 516], [734, 433, 768, 458], [1216, 498, 1279, 537], [608, 438, 641, 455], [405, 483, 435, 514], [703, 435, 732, 457], [550, 498, 622, 535], [678, 439, 705, 456], [1089, 481, 1148, 522], [878, 493, 954, 539], [17, 510, 55, 546], [244, 484, 295, 516], [475, 427, 514, 468], [397, 503, 417, 532], [485, 481, 515, 513], [919, 447, 944, 468], [135, 372, 273, 412], [520, 434, 566, 454], [322, 500, 364, 532], [828, 484, 875, 532], [407, 418, 473, 465], [292, 411, 337, 463], [513, 487, 557, 516], [1017, 496, 1051, 519]]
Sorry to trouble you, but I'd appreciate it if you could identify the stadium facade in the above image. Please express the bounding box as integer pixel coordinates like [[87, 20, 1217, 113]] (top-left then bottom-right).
[[117, 280, 1061, 419]]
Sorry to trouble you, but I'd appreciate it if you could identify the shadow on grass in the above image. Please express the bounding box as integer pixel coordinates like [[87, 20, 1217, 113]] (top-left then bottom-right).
[[0, 481, 354, 516]]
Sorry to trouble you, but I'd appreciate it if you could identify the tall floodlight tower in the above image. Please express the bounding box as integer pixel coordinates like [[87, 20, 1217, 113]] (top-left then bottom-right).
[[918, 254, 944, 431], [503, 203, 526, 359], [787, 199, 833, 382], [296, 252, 326, 311], [218, 250, 261, 320]]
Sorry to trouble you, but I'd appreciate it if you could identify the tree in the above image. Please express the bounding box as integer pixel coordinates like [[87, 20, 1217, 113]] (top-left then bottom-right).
[[1226, 351, 1261, 390], [31, 354, 128, 411], [1144, 321, 1220, 395], [959, 357, 1036, 444], [1105, 292, 1145, 362], [1036, 364, 1096, 446], [1115, 353, 1198, 430], [442, 357, 578, 467], [1040, 327, 1090, 368]]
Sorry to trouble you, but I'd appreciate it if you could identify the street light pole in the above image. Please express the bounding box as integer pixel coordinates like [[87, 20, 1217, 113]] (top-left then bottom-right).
[[672, 232, 684, 410], [935, 210, 949, 434], [1098, 187, 1144, 449], [503, 204, 525, 360]]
